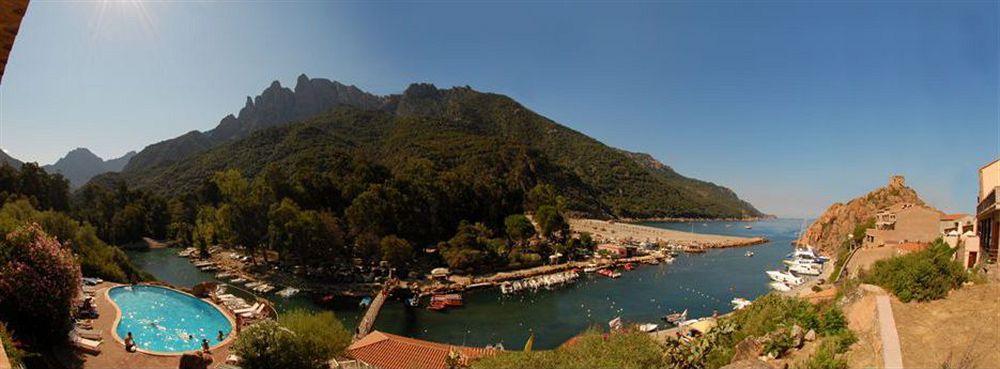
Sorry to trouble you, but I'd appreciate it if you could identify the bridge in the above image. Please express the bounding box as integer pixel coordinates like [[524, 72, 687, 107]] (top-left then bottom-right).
[[354, 279, 399, 341]]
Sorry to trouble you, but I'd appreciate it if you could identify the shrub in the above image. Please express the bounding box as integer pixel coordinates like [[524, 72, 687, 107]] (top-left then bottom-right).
[[793, 335, 851, 369], [473, 329, 664, 369], [0, 223, 82, 344], [277, 309, 352, 359], [233, 310, 351, 369], [863, 240, 966, 302]]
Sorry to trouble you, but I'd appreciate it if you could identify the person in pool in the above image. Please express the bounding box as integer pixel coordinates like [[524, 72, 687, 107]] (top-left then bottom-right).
[[217, 330, 224, 341], [124, 332, 135, 352], [202, 339, 211, 353]]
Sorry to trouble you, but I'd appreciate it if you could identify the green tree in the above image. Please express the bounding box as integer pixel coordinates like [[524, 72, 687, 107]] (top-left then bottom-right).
[[380, 235, 414, 270], [534, 205, 567, 240], [504, 214, 535, 245]]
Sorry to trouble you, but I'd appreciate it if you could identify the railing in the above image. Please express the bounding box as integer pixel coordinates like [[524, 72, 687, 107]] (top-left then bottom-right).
[[978, 187, 998, 216]]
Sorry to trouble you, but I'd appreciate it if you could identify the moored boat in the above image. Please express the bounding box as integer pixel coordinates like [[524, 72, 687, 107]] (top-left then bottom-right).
[[597, 269, 621, 278], [765, 270, 804, 285], [662, 309, 688, 325], [768, 281, 791, 292]]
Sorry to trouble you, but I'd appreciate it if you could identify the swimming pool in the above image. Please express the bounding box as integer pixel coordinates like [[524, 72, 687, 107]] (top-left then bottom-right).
[[109, 285, 233, 353]]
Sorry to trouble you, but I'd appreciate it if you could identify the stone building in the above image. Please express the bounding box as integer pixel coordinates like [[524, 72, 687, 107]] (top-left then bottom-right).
[[976, 158, 1000, 264], [863, 203, 942, 248]]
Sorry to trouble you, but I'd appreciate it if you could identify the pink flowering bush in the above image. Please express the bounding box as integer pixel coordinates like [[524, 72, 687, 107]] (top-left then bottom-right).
[[0, 223, 82, 343]]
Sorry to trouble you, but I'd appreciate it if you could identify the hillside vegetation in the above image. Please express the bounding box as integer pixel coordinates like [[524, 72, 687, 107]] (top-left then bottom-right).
[[113, 82, 762, 220]]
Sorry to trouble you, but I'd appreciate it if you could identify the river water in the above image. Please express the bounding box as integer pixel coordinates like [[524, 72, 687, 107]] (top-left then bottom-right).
[[125, 218, 803, 349]]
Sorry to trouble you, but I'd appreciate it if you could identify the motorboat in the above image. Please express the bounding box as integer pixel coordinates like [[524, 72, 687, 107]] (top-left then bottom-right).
[[662, 309, 688, 325], [638, 323, 659, 333], [597, 269, 621, 278], [731, 297, 752, 310], [623, 263, 635, 271], [276, 287, 299, 298], [744, 225, 752, 229], [768, 281, 792, 292], [766, 270, 804, 285], [789, 263, 822, 276], [745, 251, 754, 257]]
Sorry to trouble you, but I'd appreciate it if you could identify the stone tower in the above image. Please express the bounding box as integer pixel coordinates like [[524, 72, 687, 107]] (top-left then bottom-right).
[[889, 175, 905, 188]]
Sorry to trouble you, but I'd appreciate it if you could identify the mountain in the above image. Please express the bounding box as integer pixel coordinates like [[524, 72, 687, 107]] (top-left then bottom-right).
[[0, 150, 22, 168], [43, 148, 136, 188], [113, 78, 763, 219], [797, 175, 929, 254], [123, 74, 384, 171]]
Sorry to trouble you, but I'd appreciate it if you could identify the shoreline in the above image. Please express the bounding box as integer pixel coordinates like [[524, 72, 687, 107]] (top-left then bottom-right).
[[568, 218, 768, 248]]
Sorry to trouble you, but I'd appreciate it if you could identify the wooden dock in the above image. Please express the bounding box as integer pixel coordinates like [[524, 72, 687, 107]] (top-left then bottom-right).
[[354, 279, 398, 341]]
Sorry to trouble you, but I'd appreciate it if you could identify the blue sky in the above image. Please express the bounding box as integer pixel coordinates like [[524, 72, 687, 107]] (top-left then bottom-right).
[[0, 1, 997, 217]]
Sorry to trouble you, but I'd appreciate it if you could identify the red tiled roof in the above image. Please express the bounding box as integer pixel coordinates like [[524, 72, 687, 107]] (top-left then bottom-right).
[[939, 213, 969, 221], [347, 331, 496, 369]]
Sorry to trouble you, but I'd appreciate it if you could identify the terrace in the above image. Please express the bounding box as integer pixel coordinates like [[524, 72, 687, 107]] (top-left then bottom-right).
[[51, 282, 255, 369]]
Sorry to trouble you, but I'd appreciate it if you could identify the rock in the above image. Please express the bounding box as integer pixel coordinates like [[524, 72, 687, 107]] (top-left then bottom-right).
[[797, 175, 932, 254], [804, 329, 817, 342], [791, 325, 805, 348], [731, 337, 764, 362]]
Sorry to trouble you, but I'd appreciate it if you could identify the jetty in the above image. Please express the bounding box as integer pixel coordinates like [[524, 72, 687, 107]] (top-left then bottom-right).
[[568, 218, 767, 248], [354, 279, 399, 341]]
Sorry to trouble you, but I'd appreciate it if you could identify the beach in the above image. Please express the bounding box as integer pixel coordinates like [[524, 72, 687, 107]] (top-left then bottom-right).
[[569, 218, 768, 248]]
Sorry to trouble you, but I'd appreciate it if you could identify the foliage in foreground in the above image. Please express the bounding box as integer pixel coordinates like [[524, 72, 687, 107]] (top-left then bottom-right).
[[862, 239, 967, 302], [0, 200, 149, 282], [0, 323, 28, 366], [473, 329, 664, 369], [0, 223, 82, 344], [232, 310, 352, 369]]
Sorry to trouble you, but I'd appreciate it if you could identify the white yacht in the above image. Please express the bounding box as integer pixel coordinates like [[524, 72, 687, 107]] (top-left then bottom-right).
[[789, 263, 822, 276], [766, 270, 804, 285], [768, 281, 792, 292], [731, 297, 752, 310]]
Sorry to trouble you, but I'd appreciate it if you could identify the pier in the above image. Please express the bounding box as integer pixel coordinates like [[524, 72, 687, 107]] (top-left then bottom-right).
[[354, 279, 398, 341]]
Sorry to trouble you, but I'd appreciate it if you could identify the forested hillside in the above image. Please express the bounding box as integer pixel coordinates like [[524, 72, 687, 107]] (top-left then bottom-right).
[[114, 81, 763, 220]]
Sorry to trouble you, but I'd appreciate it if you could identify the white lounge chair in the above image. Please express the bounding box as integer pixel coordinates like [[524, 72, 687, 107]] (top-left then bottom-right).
[[233, 303, 261, 315], [69, 332, 102, 355], [72, 328, 102, 341]]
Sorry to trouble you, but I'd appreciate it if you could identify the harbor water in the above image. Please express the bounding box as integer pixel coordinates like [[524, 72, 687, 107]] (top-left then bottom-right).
[[125, 218, 804, 350]]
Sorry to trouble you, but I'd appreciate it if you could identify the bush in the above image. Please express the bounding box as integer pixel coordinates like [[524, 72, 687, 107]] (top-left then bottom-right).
[[0, 223, 82, 344], [793, 333, 853, 369], [233, 310, 351, 369], [473, 329, 664, 369], [277, 310, 352, 359], [862, 240, 966, 302]]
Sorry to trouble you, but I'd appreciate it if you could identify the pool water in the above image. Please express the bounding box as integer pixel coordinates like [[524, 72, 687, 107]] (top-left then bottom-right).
[[109, 285, 233, 353]]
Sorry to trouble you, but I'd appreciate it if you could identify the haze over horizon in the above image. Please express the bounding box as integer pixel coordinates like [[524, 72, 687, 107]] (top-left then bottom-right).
[[0, 2, 997, 218]]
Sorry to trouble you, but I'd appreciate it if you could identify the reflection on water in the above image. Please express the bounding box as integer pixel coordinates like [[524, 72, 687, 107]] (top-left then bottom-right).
[[126, 218, 804, 349]]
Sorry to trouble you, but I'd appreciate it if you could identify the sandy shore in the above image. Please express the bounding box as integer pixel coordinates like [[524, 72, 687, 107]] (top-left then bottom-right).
[[568, 219, 767, 248]]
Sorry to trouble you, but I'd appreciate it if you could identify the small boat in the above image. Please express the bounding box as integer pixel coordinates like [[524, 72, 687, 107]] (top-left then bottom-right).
[[677, 318, 699, 327], [683, 245, 706, 253], [643, 258, 659, 265], [276, 287, 299, 298], [662, 309, 688, 324], [744, 225, 752, 229], [638, 323, 659, 332], [407, 296, 420, 307], [769, 281, 792, 292], [359, 297, 373, 308], [623, 263, 635, 271], [745, 251, 754, 257], [731, 297, 752, 310], [597, 269, 621, 278]]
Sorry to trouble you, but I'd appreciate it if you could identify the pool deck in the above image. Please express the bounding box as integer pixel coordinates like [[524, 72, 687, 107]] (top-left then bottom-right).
[[64, 282, 235, 369]]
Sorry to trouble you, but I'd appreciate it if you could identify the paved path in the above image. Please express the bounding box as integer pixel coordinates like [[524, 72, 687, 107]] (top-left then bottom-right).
[[354, 280, 397, 340], [876, 294, 904, 369]]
